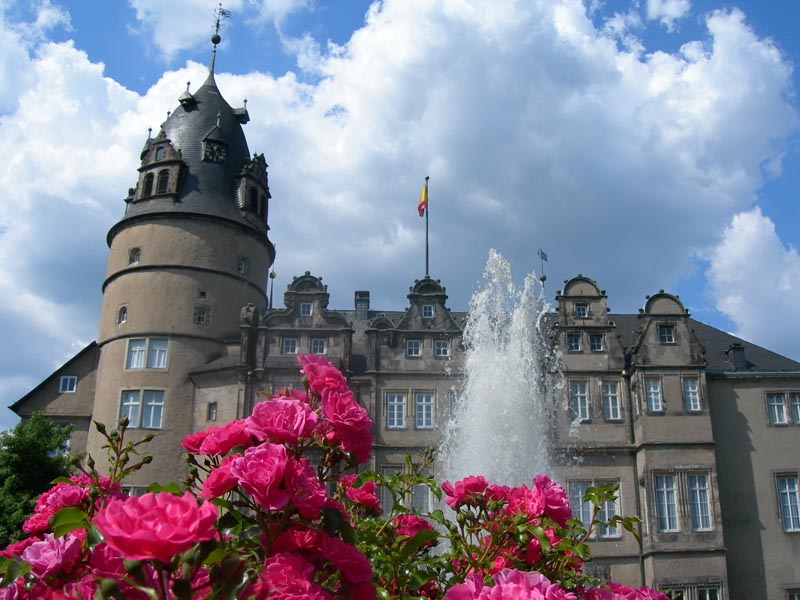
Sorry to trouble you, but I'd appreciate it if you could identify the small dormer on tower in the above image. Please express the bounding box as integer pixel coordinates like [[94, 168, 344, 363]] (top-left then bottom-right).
[[128, 129, 186, 204], [236, 153, 270, 225]]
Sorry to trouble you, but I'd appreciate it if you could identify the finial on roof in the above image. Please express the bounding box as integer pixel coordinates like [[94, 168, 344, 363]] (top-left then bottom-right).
[[243, 98, 247, 109], [147, 127, 152, 138], [209, 3, 231, 76], [186, 81, 191, 91], [166, 110, 171, 119], [216, 110, 221, 127]]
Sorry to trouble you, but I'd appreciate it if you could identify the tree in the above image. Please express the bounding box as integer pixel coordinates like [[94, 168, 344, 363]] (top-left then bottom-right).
[[0, 413, 79, 546]]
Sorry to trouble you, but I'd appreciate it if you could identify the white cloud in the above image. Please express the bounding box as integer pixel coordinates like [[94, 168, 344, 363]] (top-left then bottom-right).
[[646, 0, 691, 32], [707, 207, 800, 358], [1, 0, 798, 426]]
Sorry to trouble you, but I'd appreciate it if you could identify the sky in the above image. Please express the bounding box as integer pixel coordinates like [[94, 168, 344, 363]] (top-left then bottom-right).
[[1, 0, 799, 430]]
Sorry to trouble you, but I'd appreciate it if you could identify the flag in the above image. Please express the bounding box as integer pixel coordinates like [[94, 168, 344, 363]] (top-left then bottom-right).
[[538, 249, 548, 262], [418, 180, 428, 217]]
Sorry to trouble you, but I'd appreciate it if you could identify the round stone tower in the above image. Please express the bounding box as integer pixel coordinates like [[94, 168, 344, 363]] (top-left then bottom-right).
[[87, 41, 274, 484]]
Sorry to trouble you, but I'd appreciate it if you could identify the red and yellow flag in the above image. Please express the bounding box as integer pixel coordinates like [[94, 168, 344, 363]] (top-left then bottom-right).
[[418, 179, 428, 217]]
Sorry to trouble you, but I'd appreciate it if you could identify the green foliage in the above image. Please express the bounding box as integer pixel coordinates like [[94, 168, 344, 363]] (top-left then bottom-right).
[[0, 413, 79, 547]]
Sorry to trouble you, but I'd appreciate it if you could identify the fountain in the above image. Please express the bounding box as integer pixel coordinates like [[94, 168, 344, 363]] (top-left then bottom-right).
[[438, 249, 564, 486]]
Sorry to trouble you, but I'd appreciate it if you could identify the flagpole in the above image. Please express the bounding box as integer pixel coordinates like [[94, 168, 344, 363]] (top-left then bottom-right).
[[424, 176, 430, 277]]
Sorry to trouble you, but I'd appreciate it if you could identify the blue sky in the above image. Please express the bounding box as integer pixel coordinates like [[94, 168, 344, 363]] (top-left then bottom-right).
[[1, 0, 799, 430]]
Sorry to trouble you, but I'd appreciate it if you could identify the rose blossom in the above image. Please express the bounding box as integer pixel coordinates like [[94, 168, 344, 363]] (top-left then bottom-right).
[[285, 457, 327, 518], [392, 514, 435, 543], [505, 484, 546, 521], [534, 475, 572, 527], [93, 492, 218, 563], [320, 388, 373, 462], [247, 397, 319, 444], [340, 474, 381, 512], [298, 355, 349, 396], [442, 475, 491, 509], [319, 535, 373, 584], [229, 443, 289, 510], [182, 419, 253, 456], [200, 455, 238, 499], [21, 532, 83, 579]]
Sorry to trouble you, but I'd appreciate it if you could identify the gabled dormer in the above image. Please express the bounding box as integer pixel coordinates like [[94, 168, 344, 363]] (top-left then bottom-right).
[[555, 275, 610, 327], [236, 153, 270, 225], [396, 276, 461, 332], [129, 130, 186, 203], [629, 291, 705, 368]]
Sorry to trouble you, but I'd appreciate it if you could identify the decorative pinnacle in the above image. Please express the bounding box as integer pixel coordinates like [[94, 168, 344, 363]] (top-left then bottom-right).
[[209, 4, 231, 74]]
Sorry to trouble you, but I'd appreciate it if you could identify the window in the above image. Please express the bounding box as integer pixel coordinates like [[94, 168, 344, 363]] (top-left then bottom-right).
[[411, 479, 431, 512], [142, 173, 154, 196], [117, 306, 128, 325], [236, 257, 249, 275], [128, 247, 140, 264], [311, 338, 326, 355], [791, 393, 800, 424], [119, 389, 164, 429], [575, 303, 588, 318], [568, 480, 619, 539], [449, 388, 459, 416], [248, 188, 258, 211], [422, 304, 434, 318], [381, 466, 402, 516], [207, 402, 218, 422], [567, 333, 581, 352], [126, 338, 167, 370], [768, 393, 788, 425], [282, 338, 298, 355], [570, 382, 589, 422], [688, 474, 712, 531], [194, 305, 210, 326], [386, 393, 406, 429], [662, 587, 686, 600], [415, 393, 434, 429], [787, 589, 800, 600], [683, 378, 701, 412], [590, 334, 603, 352], [645, 377, 663, 412], [659, 324, 675, 344], [777, 475, 800, 532], [602, 381, 620, 421], [155, 146, 165, 160], [597, 480, 619, 538], [122, 486, 149, 497], [655, 475, 679, 532], [156, 169, 169, 194], [661, 585, 721, 600], [59, 375, 77, 394], [299, 303, 312, 316], [434, 340, 450, 357], [406, 339, 421, 357], [697, 588, 720, 600]]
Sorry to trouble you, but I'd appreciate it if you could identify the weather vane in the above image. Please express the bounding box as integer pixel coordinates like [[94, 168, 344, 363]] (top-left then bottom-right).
[[212, 4, 231, 46]]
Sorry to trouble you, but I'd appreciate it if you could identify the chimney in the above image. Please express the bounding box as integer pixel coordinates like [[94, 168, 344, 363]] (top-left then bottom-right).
[[355, 291, 370, 321], [728, 343, 747, 371]]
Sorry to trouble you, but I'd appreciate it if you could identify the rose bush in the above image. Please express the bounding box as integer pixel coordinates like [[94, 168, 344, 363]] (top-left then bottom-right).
[[0, 355, 666, 600]]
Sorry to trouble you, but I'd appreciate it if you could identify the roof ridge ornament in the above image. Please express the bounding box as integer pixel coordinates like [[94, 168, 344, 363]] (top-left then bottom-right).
[[209, 3, 231, 77]]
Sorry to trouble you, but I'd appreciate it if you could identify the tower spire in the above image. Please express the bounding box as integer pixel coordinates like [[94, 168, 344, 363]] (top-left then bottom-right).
[[209, 3, 231, 76]]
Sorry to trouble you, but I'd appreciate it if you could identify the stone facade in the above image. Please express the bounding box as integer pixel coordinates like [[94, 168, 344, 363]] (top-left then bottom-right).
[[10, 62, 800, 600]]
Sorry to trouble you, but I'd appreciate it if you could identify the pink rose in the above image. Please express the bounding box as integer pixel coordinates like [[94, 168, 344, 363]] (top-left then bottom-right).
[[319, 535, 373, 584], [442, 476, 490, 509], [229, 443, 289, 510], [340, 474, 381, 512], [272, 526, 323, 554], [21, 532, 83, 579], [534, 475, 572, 527], [200, 455, 238, 499], [22, 510, 53, 535], [285, 457, 327, 518], [0, 536, 38, 560], [392, 514, 435, 542], [298, 355, 349, 396], [182, 420, 254, 456], [506, 484, 546, 521], [93, 492, 218, 563], [320, 388, 373, 463], [247, 397, 319, 444]]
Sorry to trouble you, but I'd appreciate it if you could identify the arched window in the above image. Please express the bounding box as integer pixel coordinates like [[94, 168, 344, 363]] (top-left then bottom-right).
[[155, 147, 165, 160], [248, 188, 258, 212], [117, 306, 128, 325], [142, 173, 154, 197], [156, 170, 169, 194], [128, 247, 140, 264]]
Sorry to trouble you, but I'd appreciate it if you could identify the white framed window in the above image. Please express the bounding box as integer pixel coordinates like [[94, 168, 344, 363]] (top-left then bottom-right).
[[381, 466, 402, 516], [415, 392, 434, 429], [422, 304, 434, 318], [659, 324, 675, 344], [570, 382, 590, 422], [126, 338, 167, 370], [569, 481, 592, 529], [434, 340, 449, 357], [767, 393, 788, 425], [406, 339, 421, 357], [655, 474, 679, 532], [688, 474, 712, 531], [122, 485, 149, 497], [117, 306, 128, 325], [590, 334, 603, 352], [386, 393, 406, 429], [597, 480, 620, 539], [575, 303, 588, 318], [683, 378, 701, 412], [299, 302, 312, 316], [58, 375, 77, 394], [791, 393, 800, 424], [119, 389, 164, 429], [777, 475, 800, 532], [310, 338, 326, 355], [602, 381, 620, 421], [282, 338, 298, 354], [128, 247, 140, 265], [207, 402, 218, 422], [697, 588, 721, 600], [236, 256, 249, 275], [567, 333, 581, 352], [194, 305, 211, 326], [645, 377, 663, 412], [661, 586, 721, 600]]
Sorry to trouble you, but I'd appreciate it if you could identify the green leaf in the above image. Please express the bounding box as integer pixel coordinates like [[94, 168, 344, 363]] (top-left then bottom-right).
[[399, 529, 440, 560], [50, 506, 88, 537], [147, 481, 182, 495], [429, 509, 446, 525]]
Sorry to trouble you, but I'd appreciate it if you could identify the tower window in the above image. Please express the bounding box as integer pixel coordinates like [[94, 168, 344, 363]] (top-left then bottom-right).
[[117, 306, 128, 325], [236, 257, 249, 275], [248, 188, 258, 212], [128, 247, 140, 265], [194, 306, 211, 326], [155, 147, 165, 160], [142, 173, 154, 197], [156, 170, 169, 194], [119, 389, 164, 429]]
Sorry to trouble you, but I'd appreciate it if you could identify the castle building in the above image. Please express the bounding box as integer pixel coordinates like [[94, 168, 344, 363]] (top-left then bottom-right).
[[9, 44, 800, 600]]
